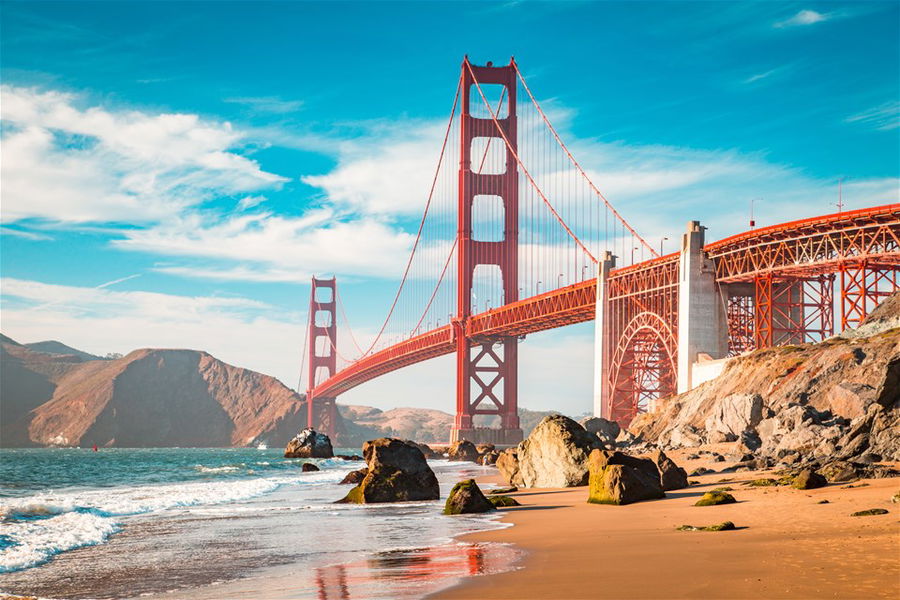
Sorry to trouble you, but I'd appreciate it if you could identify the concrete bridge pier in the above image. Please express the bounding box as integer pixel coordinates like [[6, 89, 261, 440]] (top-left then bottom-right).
[[592, 251, 616, 419], [676, 221, 728, 394]]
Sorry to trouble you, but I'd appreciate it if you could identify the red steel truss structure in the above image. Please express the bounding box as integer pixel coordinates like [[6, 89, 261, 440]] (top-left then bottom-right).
[[308, 205, 899, 433]]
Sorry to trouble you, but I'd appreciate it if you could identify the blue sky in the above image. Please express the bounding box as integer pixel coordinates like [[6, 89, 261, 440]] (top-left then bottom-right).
[[2, 1, 898, 416]]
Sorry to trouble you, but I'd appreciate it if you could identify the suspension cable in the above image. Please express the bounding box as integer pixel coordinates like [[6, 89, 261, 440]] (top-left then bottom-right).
[[349, 73, 463, 358], [465, 60, 599, 264], [513, 61, 658, 258]]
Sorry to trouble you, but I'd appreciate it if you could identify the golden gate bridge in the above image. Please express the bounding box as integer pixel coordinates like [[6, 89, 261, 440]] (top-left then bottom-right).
[[298, 57, 900, 444]]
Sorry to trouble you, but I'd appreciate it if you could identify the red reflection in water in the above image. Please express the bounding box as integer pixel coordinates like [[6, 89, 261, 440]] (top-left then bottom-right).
[[314, 543, 506, 599]]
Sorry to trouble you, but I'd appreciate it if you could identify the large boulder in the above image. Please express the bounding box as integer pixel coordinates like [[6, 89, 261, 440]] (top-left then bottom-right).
[[517, 415, 605, 487], [704, 394, 763, 443], [496, 448, 523, 487], [652, 450, 688, 491], [337, 438, 439, 503], [443, 479, 495, 514], [447, 439, 480, 462], [580, 417, 620, 446], [587, 450, 665, 505], [284, 428, 334, 458]]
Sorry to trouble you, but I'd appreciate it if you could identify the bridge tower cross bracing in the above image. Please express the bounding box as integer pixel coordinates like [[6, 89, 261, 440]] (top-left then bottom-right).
[[306, 276, 338, 437], [452, 57, 523, 445]]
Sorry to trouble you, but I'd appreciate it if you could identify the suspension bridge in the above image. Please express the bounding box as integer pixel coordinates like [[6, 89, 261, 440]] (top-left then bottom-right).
[[299, 57, 900, 444]]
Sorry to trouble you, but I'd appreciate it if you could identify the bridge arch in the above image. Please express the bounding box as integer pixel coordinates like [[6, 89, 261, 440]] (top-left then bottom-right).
[[608, 311, 677, 426]]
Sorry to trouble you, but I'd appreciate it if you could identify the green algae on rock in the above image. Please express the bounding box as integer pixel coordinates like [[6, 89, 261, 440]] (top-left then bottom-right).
[[694, 491, 737, 506], [488, 495, 521, 508], [850, 508, 889, 517], [444, 479, 495, 515], [677, 521, 737, 532]]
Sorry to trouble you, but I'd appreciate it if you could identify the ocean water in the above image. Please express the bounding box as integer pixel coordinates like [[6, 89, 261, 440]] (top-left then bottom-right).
[[0, 448, 518, 599]]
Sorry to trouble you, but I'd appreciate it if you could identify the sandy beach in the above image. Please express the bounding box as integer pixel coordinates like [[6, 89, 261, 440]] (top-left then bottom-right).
[[434, 452, 900, 600]]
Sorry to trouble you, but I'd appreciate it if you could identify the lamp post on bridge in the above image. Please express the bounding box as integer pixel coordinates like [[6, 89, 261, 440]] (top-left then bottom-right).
[[660, 237, 669, 255]]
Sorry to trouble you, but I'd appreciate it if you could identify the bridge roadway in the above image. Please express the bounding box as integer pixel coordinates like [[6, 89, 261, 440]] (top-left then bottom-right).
[[311, 204, 900, 399]]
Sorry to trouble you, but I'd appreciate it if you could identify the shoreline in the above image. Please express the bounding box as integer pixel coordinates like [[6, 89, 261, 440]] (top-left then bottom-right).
[[433, 451, 900, 600]]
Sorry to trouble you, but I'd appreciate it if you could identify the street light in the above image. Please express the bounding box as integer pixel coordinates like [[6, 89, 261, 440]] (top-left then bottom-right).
[[557, 273, 564, 289], [631, 246, 638, 264], [659, 237, 669, 256], [537, 280, 542, 294]]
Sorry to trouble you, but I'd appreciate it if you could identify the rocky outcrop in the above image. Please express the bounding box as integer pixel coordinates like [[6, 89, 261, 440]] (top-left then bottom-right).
[[284, 429, 334, 458], [480, 450, 500, 466], [629, 293, 900, 463], [580, 417, 620, 446], [517, 415, 605, 488], [496, 448, 523, 487], [587, 449, 665, 505], [0, 339, 317, 448], [652, 450, 689, 491], [337, 438, 439, 504], [443, 479, 495, 514], [301, 463, 320, 472], [447, 440, 480, 462]]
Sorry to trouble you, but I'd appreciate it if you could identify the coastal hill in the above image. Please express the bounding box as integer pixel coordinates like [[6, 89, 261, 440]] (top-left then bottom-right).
[[1, 337, 311, 448]]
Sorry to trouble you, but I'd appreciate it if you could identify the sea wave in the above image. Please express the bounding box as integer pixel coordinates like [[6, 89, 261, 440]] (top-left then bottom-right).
[[0, 463, 354, 573], [0, 511, 120, 573]]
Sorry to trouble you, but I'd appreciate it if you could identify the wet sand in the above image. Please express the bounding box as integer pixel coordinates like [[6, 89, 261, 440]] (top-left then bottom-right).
[[434, 454, 900, 600]]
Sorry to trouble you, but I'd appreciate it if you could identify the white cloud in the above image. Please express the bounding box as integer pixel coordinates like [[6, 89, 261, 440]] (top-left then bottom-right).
[[114, 210, 415, 282], [845, 101, 900, 132], [0, 85, 288, 224], [775, 9, 829, 28], [224, 96, 304, 115]]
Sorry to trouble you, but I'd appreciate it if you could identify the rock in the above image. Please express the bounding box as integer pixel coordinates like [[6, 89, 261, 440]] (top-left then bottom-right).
[[703, 393, 763, 443], [694, 492, 737, 506], [443, 479, 495, 514], [689, 467, 713, 476], [791, 469, 827, 490], [859, 452, 883, 464], [339, 468, 368, 484], [488, 495, 521, 508], [677, 521, 736, 532], [652, 450, 689, 491], [892, 491, 900, 504], [819, 460, 862, 483], [587, 449, 665, 505], [335, 454, 364, 461], [301, 462, 320, 472], [615, 428, 637, 446], [447, 439, 480, 462], [284, 428, 334, 459], [337, 438, 439, 503], [480, 450, 500, 466], [409, 442, 441, 460], [496, 448, 523, 487], [517, 415, 605, 488], [489, 486, 518, 494], [746, 478, 779, 487], [850, 508, 889, 517], [476, 443, 496, 455], [580, 417, 620, 446], [817, 499, 830, 504]]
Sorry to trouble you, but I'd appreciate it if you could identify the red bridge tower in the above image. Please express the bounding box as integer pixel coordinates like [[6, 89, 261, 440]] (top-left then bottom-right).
[[453, 57, 523, 445], [306, 276, 338, 437]]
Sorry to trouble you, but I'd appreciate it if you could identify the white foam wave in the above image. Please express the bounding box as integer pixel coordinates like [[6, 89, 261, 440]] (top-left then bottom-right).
[[0, 463, 354, 573], [195, 465, 242, 473], [0, 511, 120, 573]]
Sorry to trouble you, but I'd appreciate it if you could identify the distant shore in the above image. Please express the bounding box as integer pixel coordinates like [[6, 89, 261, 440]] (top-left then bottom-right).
[[433, 449, 900, 600]]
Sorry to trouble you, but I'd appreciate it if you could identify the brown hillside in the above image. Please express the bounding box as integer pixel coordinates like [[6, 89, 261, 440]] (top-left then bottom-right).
[[1, 343, 312, 448]]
